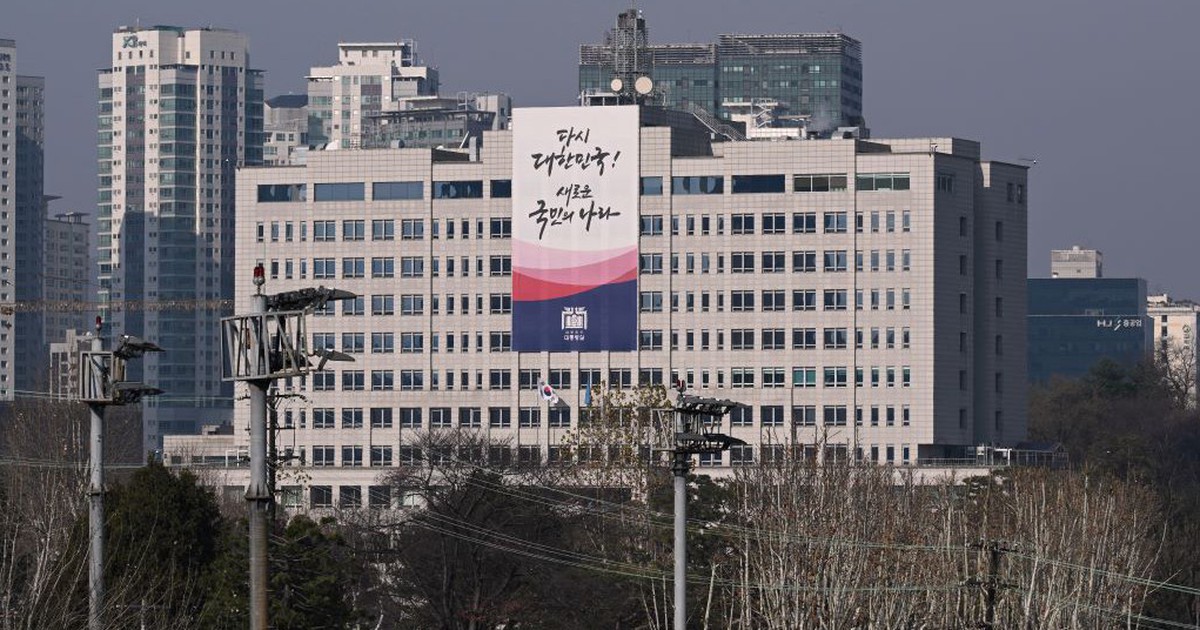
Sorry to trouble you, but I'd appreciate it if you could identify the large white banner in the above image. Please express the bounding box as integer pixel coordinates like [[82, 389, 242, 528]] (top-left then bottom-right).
[[511, 105, 640, 352]]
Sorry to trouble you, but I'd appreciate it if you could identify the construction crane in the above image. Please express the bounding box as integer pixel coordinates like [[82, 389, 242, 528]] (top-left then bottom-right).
[[0, 297, 234, 315]]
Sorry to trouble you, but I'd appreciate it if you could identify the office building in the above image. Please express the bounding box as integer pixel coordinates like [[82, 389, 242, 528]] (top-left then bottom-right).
[[0, 39, 47, 398], [185, 104, 1027, 509], [98, 25, 264, 453], [1147, 294, 1200, 407], [306, 41, 439, 148], [1051, 245, 1102, 278], [48, 327, 91, 400], [305, 40, 509, 152], [579, 10, 864, 134], [43, 211, 90, 345], [1028, 274, 1149, 383], [264, 94, 308, 166]]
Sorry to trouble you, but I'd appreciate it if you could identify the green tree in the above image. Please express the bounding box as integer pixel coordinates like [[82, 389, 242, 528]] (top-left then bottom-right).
[[200, 514, 364, 629]]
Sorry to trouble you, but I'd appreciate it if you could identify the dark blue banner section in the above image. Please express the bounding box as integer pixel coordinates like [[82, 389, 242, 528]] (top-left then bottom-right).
[[513, 280, 637, 352]]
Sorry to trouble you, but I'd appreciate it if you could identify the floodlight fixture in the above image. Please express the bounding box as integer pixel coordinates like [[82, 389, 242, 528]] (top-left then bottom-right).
[[113, 335, 164, 359], [112, 382, 165, 405], [311, 347, 354, 371], [266, 286, 358, 313]]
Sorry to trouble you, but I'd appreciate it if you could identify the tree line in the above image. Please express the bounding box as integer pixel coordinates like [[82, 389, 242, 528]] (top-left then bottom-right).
[[0, 363, 1196, 628]]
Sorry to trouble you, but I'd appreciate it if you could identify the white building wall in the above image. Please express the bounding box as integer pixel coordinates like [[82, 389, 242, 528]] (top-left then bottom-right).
[[218, 117, 1028, 508]]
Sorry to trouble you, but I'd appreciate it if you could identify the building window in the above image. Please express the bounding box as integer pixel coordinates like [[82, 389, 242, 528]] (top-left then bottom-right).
[[792, 327, 817, 349], [257, 183, 306, 202], [823, 212, 848, 233], [671, 175, 723, 195], [823, 405, 848, 426], [640, 215, 663, 236], [313, 182, 364, 201], [432, 180, 484, 199], [793, 290, 817, 311], [794, 173, 847, 192], [762, 213, 786, 234], [823, 250, 847, 272], [640, 176, 663, 196], [490, 179, 512, 198], [373, 181, 423, 200], [488, 407, 511, 428], [793, 212, 817, 233], [731, 174, 785, 194], [855, 173, 910, 191], [731, 213, 755, 235]]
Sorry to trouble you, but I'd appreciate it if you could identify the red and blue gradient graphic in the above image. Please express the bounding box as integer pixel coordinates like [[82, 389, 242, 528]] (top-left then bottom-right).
[[511, 106, 640, 352], [513, 241, 638, 351]]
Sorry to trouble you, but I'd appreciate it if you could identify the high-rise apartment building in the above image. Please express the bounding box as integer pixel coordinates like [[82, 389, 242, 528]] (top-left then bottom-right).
[[580, 10, 864, 134], [0, 39, 47, 399], [264, 94, 309, 166], [44, 211, 90, 344], [186, 105, 1027, 509], [98, 25, 264, 453], [306, 41, 439, 149]]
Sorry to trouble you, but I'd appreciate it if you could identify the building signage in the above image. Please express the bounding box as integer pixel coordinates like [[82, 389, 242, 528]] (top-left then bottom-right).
[[512, 105, 639, 352], [121, 35, 147, 49], [1095, 317, 1143, 331]]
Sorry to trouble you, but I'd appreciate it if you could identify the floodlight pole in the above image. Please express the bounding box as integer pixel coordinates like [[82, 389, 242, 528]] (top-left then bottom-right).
[[672, 449, 689, 630], [86, 331, 104, 630], [246, 269, 270, 630]]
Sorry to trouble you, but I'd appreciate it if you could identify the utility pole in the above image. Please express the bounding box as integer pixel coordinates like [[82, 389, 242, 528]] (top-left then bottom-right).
[[221, 264, 355, 630], [667, 382, 745, 630], [86, 331, 104, 630], [78, 316, 163, 630], [968, 539, 1012, 629], [245, 271, 270, 630]]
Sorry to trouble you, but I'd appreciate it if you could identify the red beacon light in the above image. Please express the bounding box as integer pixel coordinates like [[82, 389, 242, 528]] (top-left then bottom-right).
[[252, 263, 266, 288]]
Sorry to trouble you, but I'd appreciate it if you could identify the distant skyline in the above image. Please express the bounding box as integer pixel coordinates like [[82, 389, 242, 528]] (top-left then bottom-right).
[[7, 0, 1200, 295]]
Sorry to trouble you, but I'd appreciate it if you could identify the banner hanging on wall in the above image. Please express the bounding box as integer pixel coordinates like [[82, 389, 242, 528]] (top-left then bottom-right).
[[512, 105, 640, 352]]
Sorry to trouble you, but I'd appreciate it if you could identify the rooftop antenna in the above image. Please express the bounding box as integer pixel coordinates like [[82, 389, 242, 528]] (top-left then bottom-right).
[[607, 5, 654, 104]]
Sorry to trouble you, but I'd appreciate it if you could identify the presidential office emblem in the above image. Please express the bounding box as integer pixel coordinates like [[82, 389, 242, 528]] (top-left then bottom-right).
[[561, 306, 588, 341]]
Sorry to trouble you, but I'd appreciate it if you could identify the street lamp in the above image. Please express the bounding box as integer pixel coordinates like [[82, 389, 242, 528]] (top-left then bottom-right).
[[220, 264, 355, 630], [668, 381, 746, 630], [76, 316, 164, 630]]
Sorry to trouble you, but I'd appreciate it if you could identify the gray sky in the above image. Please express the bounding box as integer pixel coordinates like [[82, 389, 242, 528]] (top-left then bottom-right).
[[8, 0, 1200, 294]]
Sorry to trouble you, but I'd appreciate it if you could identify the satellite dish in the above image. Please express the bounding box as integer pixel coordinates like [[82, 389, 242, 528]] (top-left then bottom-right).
[[609, 77, 624, 93], [634, 76, 654, 95]]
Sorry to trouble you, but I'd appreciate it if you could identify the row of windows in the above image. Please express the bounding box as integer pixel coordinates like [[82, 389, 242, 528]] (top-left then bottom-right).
[[290, 403, 913, 433], [308, 365, 912, 392], [294, 440, 915, 481], [257, 179, 514, 203], [313, 330, 513, 354], [641, 173, 906, 196], [640, 211, 912, 236], [256, 218, 513, 243], [640, 327, 913, 351], [637, 288, 913, 313], [301, 255, 513, 280], [639, 249, 913, 274], [258, 172, 914, 203]]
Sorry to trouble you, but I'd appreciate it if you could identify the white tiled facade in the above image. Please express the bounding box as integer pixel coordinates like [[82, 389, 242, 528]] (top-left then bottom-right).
[[98, 26, 263, 453], [1148, 295, 1200, 407], [223, 108, 1028, 508], [307, 41, 439, 149]]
